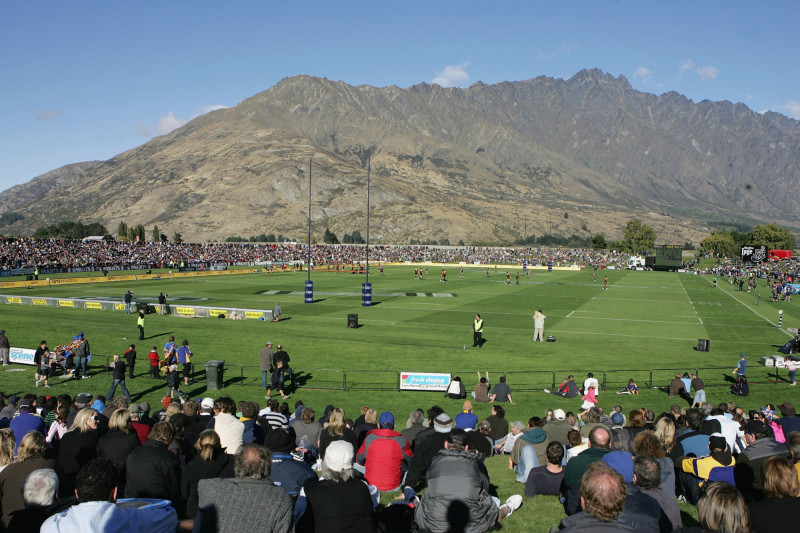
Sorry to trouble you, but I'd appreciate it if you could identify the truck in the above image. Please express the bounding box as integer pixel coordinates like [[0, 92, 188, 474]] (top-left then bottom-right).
[[769, 250, 793, 261], [626, 256, 645, 269]]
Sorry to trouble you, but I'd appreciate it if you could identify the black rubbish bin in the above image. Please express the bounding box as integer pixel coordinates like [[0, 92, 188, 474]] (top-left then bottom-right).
[[205, 360, 225, 390], [348, 313, 359, 328]]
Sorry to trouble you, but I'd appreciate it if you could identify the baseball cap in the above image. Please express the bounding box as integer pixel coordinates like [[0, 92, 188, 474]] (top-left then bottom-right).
[[602, 451, 634, 483], [379, 411, 394, 428], [139, 401, 151, 412], [324, 440, 354, 472], [708, 432, 727, 451], [611, 412, 624, 426], [266, 341, 273, 345], [779, 402, 796, 417], [744, 420, 767, 436], [434, 413, 453, 433], [553, 409, 566, 421], [129, 403, 142, 414], [201, 397, 215, 409], [170, 413, 190, 428], [19, 399, 33, 410], [478, 420, 492, 432], [740, 353, 746, 358], [264, 429, 295, 452], [75, 393, 92, 406]]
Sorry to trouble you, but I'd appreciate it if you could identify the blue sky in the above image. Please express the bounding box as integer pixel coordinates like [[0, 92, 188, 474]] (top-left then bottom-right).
[[1, 1, 798, 193]]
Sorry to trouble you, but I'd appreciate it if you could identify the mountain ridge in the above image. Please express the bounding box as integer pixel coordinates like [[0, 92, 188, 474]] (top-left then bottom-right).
[[1, 69, 797, 243]]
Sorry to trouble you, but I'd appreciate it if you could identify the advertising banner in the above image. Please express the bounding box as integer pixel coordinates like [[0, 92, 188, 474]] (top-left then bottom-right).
[[741, 245, 767, 263], [176, 307, 195, 316], [399, 372, 451, 391], [10, 347, 36, 365], [6, 297, 22, 304]]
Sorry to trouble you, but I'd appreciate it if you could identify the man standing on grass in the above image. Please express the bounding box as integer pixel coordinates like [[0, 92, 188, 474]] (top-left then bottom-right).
[[137, 310, 145, 341], [0, 329, 9, 366], [533, 310, 546, 342], [473, 314, 484, 348], [260, 341, 274, 394], [273, 302, 282, 322], [124, 290, 134, 314], [124, 344, 136, 379]]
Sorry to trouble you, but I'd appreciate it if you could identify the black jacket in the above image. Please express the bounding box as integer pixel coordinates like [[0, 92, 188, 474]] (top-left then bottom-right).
[[181, 450, 235, 518], [125, 439, 181, 503], [97, 429, 140, 481]]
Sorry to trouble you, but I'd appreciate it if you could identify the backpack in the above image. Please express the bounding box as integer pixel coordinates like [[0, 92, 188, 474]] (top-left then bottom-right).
[[610, 427, 632, 452]]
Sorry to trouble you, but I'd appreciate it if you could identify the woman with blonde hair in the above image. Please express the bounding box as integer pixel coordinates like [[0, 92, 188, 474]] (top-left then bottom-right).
[[0, 429, 14, 472], [696, 482, 750, 533], [0, 431, 54, 528], [654, 416, 684, 463], [747, 456, 800, 531], [319, 407, 357, 460], [97, 408, 140, 487], [164, 402, 182, 421], [55, 407, 99, 493], [181, 430, 233, 518]]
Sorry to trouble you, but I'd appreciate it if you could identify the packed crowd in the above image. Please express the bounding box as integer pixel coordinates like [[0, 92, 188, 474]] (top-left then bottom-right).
[[0, 236, 634, 271], [0, 373, 799, 533]]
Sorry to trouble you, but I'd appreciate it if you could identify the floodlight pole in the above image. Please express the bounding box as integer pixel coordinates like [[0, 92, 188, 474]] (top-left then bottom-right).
[[307, 157, 312, 282], [366, 158, 370, 285], [362, 158, 372, 306], [304, 158, 314, 304]]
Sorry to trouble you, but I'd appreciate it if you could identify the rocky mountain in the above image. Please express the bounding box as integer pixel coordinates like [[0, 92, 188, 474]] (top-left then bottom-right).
[[1, 69, 798, 244], [0, 161, 101, 216]]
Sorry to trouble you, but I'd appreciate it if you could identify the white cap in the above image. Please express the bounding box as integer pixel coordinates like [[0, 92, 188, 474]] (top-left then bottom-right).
[[201, 397, 214, 409], [553, 409, 566, 420], [324, 440, 354, 472]]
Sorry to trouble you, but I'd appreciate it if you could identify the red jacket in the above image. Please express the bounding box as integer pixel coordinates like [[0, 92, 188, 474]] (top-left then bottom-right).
[[149, 350, 160, 366], [356, 428, 413, 491]]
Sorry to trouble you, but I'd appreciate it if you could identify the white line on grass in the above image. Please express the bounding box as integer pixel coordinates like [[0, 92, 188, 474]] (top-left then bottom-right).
[[704, 275, 793, 337], [676, 273, 703, 325]]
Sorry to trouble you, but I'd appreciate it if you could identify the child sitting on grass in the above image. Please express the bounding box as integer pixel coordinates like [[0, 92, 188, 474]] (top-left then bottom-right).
[[617, 378, 639, 395]]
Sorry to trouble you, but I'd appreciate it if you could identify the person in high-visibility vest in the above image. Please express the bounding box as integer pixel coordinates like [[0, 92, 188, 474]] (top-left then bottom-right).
[[473, 314, 484, 348], [137, 310, 145, 340]]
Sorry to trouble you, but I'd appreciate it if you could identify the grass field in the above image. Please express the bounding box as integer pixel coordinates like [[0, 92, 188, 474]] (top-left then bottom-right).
[[2, 265, 798, 531]]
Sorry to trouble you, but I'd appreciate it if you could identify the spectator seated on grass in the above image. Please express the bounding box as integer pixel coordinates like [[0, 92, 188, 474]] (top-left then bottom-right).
[[356, 411, 413, 492], [414, 429, 522, 533], [41, 458, 177, 533], [512, 416, 550, 483], [553, 461, 639, 532], [562, 426, 612, 515], [734, 419, 790, 501], [525, 441, 565, 498], [680, 433, 735, 504]]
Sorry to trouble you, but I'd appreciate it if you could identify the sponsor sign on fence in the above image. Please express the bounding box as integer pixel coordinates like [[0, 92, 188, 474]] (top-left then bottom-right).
[[399, 372, 451, 391], [10, 347, 36, 365]]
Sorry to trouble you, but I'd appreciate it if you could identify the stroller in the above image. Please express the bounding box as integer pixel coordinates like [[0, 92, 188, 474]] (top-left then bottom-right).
[[730, 375, 749, 396]]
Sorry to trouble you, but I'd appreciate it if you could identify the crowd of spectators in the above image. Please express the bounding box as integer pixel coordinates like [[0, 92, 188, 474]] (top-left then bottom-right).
[[0, 236, 637, 271], [0, 384, 798, 532]]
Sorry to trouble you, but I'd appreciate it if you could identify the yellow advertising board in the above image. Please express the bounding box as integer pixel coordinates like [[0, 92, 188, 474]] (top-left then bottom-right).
[[59, 300, 74, 307], [85, 302, 102, 310], [176, 307, 195, 316], [114, 303, 126, 311], [6, 297, 22, 304], [245, 311, 265, 319], [209, 309, 228, 318], [33, 299, 48, 306]]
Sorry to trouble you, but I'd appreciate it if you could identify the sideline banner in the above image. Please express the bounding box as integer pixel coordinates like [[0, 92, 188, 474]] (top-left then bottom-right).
[[10, 347, 37, 365], [399, 372, 451, 391]]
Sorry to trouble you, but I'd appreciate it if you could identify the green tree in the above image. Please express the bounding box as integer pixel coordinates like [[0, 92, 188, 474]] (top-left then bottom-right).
[[623, 219, 657, 253], [591, 234, 607, 250], [700, 231, 737, 257], [323, 228, 339, 244], [152, 225, 160, 242], [117, 222, 128, 239], [751, 223, 796, 250], [350, 230, 365, 244], [173, 232, 183, 244]]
